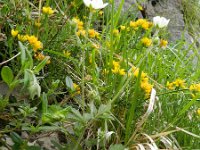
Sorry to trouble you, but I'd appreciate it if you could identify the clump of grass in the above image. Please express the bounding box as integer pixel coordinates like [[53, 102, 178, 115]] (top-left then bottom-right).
[[182, 0, 200, 43]]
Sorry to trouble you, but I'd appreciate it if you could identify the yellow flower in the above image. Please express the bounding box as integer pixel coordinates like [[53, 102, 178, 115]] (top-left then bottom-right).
[[119, 69, 126, 75], [17, 34, 27, 42], [76, 29, 86, 37], [141, 21, 150, 30], [99, 11, 103, 16], [113, 29, 119, 36], [141, 81, 153, 98], [132, 67, 148, 81], [137, 5, 143, 11], [88, 29, 99, 38], [136, 19, 146, 26], [132, 67, 139, 77], [173, 79, 186, 88], [120, 25, 126, 31], [141, 37, 152, 47], [11, 29, 19, 37], [72, 18, 84, 29], [166, 81, 174, 90], [112, 61, 125, 76], [113, 61, 120, 68], [130, 19, 152, 30], [77, 21, 84, 30], [33, 41, 43, 51], [27, 35, 43, 51], [35, 21, 41, 27], [42, 6, 54, 15], [167, 79, 186, 90], [27, 35, 38, 45], [34, 53, 50, 64], [73, 83, 80, 94], [190, 83, 200, 92], [160, 39, 168, 47], [63, 50, 71, 57], [130, 21, 137, 28], [197, 108, 200, 115]]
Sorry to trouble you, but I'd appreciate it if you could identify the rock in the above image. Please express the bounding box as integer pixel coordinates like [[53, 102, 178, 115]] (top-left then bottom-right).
[[0, 81, 29, 100], [33, 133, 60, 150]]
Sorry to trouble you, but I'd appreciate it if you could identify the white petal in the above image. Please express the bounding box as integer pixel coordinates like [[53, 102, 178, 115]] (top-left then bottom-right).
[[83, 0, 108, 9], [83, 0, 92, 7], [105, 131, 115, 139]]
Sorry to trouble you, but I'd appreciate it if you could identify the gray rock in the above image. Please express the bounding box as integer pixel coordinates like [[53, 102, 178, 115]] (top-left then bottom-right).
[[0, 81, 29, 100], [34, 133, 59, 150]]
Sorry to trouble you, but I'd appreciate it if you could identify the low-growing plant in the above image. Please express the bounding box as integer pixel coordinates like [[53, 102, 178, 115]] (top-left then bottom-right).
[[0, 0, 200, 149]]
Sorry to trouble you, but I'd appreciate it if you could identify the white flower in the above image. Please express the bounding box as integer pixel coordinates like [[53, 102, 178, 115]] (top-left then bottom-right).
[[153, 16, 170, 28], [105, 131, 115, 140], [83, 0, 108, 9]]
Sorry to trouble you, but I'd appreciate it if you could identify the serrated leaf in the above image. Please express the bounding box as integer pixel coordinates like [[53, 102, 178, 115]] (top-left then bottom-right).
[[1, 66, 14, 86]]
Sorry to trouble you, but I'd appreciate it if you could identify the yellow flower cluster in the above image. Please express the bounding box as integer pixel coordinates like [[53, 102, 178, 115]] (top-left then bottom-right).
[[189, 83, 200, 92], [141, 37, 152, 47], [73, 18, 86, 37], [130, 19, 152, 30], [160, 39, 168, 47], [166, 79, 186, 90], [27, 35, 43, 51], [73, 18, 99, 38], [73, 18, 84, 30], [11, 29, 43, 52], [111, 61, 126, 76], [42, 6, 54, 15], [189, 83, 200, 97], [88, 29, 99, 38], [18, 34, 29, 42], [11, 29, 19, 37], [73, 83, 81, 94], [132, 66, 153, 98], [34, 52, 50, 64]]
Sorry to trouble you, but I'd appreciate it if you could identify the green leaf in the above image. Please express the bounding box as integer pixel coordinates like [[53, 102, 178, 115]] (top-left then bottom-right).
[[33, 56, 50, 74], [28, 81, 41, 99], [1, 66, 14, 86], [25, 48, 33, 69], [41, 92, 48, 114], [10, 132, 23, 144], [0, 96, 8, 109], [18, 41, 26, 67], [109, 144, 126, 150], [23, 69, 33, 88], [65, 76, 74, 90], [113, 0, 125, 26]]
